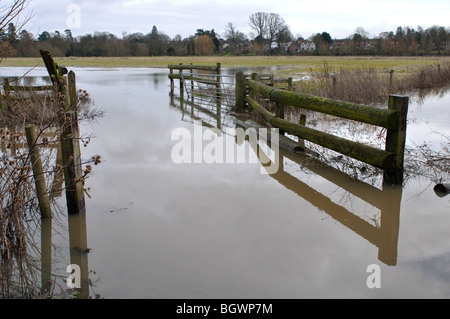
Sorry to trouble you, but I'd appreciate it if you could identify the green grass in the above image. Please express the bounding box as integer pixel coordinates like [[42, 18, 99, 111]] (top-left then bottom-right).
[[2, 55, 450, 72]]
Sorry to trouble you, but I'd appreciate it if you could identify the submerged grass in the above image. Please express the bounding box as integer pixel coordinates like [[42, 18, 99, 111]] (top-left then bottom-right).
[[2, 55, 450, 70]]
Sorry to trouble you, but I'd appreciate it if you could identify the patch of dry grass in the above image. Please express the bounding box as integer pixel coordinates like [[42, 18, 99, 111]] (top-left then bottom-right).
[[292, 62, 450, 105], [0, 79, 102, 298], [2, 55, 450, 70]]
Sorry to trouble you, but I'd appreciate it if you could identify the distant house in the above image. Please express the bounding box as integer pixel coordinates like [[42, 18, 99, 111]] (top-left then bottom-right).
[[440, 41, 450, 50], [329, 39, 345, 50], [267, 41, 292, 52], [329, 39, 378, 52], [280, 41, 292, 52], [291, 40, 316, 53]]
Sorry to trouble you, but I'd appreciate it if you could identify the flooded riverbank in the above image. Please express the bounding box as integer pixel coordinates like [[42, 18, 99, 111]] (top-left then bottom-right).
[[0, 66, 449, 298]]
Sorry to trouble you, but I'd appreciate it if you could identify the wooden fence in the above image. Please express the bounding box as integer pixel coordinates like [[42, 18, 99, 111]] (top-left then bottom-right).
[[41, 50, 86, 216], [235, 71, 409, 185], [168, 62, 222, 96], [1, 50, 86, 217], [238, 119, 402, 266]]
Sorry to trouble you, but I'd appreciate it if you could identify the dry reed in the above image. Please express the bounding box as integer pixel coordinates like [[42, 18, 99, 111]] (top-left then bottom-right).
[[0, 76, 102, 298], [293, 62, 450, 106]]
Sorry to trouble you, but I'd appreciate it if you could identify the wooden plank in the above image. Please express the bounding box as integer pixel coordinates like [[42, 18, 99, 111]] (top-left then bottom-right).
[[246, 96, 396, 171], [168, 64, 218, 71], [247, 79, 399, 130]]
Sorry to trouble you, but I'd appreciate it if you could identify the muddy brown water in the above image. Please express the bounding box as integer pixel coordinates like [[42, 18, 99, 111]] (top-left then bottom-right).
[[1, 67, 449, 299]]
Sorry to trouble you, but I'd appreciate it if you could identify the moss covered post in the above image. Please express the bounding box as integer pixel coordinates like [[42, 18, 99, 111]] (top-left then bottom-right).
[[384, 95, 409, 185], [235, 71, 246, 111], [215, 62, 221, 99], [179, 63, 184, 97], [169, 66, 174, 94], [40, 50, 85, 214], [25, 124, 52, 219]]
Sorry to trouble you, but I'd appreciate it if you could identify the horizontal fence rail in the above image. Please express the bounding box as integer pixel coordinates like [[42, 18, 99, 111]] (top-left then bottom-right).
[[245, 95, 397, 170], [168, 63, 235, 108], [246, 79, 400, 130], [235, 71, 409, 185]]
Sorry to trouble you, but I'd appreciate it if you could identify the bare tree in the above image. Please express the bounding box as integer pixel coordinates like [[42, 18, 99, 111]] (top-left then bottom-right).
[[249, 12, 269, 40], [249, 12, 289, 54], [223, 22, 247, 54], [0, 0, 32, 58], [267, 13, 287, 47]]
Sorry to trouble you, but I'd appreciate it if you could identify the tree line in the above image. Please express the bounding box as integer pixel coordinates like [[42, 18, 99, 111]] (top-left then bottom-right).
[[2, 11, 450, 57]]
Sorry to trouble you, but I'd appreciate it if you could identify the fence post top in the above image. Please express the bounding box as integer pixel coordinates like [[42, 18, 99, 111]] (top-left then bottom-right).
[[389, 94, 409, 99]]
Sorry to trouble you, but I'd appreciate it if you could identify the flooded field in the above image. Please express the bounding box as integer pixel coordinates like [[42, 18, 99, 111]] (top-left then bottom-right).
[[1, 66, 449, 299]]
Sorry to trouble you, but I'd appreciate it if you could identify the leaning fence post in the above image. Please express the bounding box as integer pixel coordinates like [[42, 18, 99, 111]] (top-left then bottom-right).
[[384, 95, 409, 185], [25, 124, 52, 219]]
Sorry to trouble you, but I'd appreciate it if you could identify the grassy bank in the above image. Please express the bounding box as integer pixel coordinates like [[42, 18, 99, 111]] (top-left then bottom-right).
[[292, 62, 450, 105], [2, 55, 450, 72]]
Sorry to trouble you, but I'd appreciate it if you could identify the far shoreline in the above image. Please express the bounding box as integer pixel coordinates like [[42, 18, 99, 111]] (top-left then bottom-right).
[[1, 55, 450, 72]]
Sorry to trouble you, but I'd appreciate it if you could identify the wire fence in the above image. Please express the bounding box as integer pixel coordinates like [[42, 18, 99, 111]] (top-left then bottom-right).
[[182, 72, 236, 109]]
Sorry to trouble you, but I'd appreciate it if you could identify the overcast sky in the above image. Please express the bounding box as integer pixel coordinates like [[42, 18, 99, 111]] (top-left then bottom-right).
[[24, 0, 450, 40]]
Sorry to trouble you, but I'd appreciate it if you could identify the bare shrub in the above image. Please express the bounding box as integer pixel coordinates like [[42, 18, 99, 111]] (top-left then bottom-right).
[[294, 62, 450, 106], [0, 78, 103, 298]]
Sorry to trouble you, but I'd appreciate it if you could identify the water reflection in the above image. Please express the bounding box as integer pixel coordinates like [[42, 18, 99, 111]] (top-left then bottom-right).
[[169, 81, 403, 267], [245, 132, 402, 266], [1, 66, 449, 298], [68, 212, 90, 298], [0, 68, 93, 298], [76, 68, 450, 298]]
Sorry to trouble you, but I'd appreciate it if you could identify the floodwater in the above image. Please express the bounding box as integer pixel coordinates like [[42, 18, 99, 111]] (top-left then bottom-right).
[[1, 66, 449, 299]]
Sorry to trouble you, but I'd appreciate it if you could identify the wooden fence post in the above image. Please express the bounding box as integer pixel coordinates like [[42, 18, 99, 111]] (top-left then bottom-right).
[[179, 63, 184, 97], [0, 78, 7, 110], [25, 124, 52, 219], [170, 67, 174, 94], [235, 71, 246, 111], [389, 70, 394, 88], [3, 78, 11, 111], [250, 73, 257, 100], [40, 217, 53, 293], [384, 95, 409, 185], [60, 110, 85, 215], [216, 62, 221, 99], [190, 63, 194, 92], [3, 78, 11, 93], [287, 77, 293, 91], [68, 71, 77, 109]]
